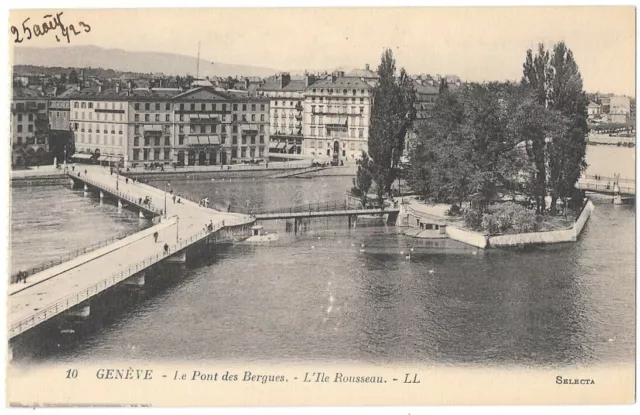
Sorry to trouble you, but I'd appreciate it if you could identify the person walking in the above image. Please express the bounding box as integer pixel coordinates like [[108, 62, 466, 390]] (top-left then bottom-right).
[[153, 231, 159, 243], [172, 195, 176, 204], [164, 243, 169, 254]]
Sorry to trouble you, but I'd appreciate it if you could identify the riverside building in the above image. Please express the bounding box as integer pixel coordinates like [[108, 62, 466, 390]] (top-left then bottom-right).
[[11, 87, 50, 167], [302, 72, 372, 163]]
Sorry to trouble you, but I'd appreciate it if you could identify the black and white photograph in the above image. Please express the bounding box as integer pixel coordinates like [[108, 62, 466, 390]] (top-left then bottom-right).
[[2, 4, 636, 407]]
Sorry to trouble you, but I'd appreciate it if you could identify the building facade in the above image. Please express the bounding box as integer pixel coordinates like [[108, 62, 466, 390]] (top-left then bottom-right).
[[68, 85, 270, 168], [11, 87, 50, 166], [302, 73, 372, 163], [257, 73, 315, 155]]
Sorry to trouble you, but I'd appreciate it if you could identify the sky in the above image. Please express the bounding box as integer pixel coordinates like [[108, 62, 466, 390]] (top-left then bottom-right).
[[7, 6, 636, 96]]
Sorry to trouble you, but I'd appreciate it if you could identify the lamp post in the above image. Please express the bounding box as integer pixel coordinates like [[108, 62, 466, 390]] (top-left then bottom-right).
[[165, 181, 171, 219]]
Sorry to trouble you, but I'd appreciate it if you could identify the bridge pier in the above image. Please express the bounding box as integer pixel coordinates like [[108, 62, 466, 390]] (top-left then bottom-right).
[[165, 250, 187, 264], [64, 303, 91, 319], [124, 272, 146, 287], [100, 190, 105, 200], [118, 199, 123, 210]]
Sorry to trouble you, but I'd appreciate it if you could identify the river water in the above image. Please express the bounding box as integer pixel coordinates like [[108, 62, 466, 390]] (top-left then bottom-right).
[[8, 145, 635, 368]]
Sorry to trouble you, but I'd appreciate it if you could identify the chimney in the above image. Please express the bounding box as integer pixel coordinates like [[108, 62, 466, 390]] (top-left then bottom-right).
[[80, 69, 85, 85], [54, 85, 60, 96], [127, 81, 133, 92], [245, 78, 250, 90], [98, 84, 103, 93], [115, 83, 121, 93], [76, 83, 81, 91], [305, 74, 316, 87], [365, 64, 370, 71], [279, 73, 291, 89]]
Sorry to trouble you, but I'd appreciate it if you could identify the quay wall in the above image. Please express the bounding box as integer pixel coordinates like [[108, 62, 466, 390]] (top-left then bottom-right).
[[127, 168, 304, 181], [11, 175, 68, 187], [445, 226, 488, 249], [488, 200, 594, 248]]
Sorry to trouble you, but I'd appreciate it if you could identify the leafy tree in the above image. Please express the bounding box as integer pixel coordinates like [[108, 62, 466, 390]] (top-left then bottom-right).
[[352, 151, 373, 207], [367, 48, 416, 207], [223, 76, 236, 90], [68, 69, 78, 84], [522, 42, 589, 214], [438, 78, 448, 94]]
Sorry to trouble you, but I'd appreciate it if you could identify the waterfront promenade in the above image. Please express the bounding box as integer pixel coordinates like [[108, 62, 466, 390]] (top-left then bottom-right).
[[8, 166, 254, 339]]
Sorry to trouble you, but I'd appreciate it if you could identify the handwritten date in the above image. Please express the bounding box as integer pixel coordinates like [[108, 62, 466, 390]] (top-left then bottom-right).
[[11, 12, 91, 44]]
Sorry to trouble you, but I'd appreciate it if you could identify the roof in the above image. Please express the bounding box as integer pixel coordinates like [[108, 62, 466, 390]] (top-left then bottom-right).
[[13, 86, 46, 99], [258, 79, 307, 92], [308, 76, 372, 89], [346, 69, 379, 79], [67, 86, 182, 101], [415, 84, 439, 95]]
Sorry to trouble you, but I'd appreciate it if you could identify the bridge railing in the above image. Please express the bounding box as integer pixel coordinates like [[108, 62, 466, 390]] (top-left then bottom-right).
[[582, 175, 635, 184], [10, 228, 142, 283], [69, 173, 163, 215], [9, 222, 226, 338], [577, 182, 635, 194]]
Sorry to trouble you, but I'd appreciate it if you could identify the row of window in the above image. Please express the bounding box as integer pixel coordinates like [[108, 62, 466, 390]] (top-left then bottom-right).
[[173, 135, 266, 146], [75, 102, 125, 110], [14, 136, 46, 145], [15, 125, 34, 133], [133, 137, 172, 147], [15, 114, 35, 122], [308, 140, 365, 151], [13, 102, 46, 111], [311, 106, 366, 115], [74, 111, 124, 122], [173, 103, 267, 112], [310, 97, 367, 104], [76, 134, 124, 146], [310, 116, 364, 126], [309, 88, 368, 95], [130, 146, 268, 161], [310, 128, 365, 138], [75, 123, 125, 134]]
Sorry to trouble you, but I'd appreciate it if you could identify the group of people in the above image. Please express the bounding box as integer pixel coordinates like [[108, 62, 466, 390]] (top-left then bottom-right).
[[199, 198, 210, 208], [14, 271, 28, 284], [204, 220, 215, 232]]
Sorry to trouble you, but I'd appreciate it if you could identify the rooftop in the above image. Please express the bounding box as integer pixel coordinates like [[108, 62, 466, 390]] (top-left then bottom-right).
[[308, 76, 372, 89]]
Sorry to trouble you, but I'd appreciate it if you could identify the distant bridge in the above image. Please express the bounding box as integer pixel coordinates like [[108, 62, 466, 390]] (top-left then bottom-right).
[[576, 176, 635, 196]]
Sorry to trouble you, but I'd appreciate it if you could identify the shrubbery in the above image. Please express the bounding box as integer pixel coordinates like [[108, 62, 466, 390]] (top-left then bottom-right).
[[480, 202, 539, 235]]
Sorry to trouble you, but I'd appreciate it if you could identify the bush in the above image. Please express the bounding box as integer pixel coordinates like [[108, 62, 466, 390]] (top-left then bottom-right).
[[350, 186, 362, 197], [480, 202, 538, 235], [463, 209, 483, 230]]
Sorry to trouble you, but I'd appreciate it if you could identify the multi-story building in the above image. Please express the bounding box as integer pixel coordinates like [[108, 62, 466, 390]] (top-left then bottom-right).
[[48, 87, 77, 162], [11, 87, 50, 166], [302, 72, 372, 162], [67, 85, 270, 168], [404, 81, 440, 156], [172, 87, 270, 166], [257, 73, 315, 155]]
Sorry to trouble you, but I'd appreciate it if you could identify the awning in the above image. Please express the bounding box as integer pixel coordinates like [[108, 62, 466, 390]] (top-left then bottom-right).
[[97, 155, 109, 161], [285, 144, 294, 152], [269, 141, 280, 149], [186, 135, 221, 146], [106, 156, 122, 162], [71, 153, 93, 160], [143, 124, 163, 132]]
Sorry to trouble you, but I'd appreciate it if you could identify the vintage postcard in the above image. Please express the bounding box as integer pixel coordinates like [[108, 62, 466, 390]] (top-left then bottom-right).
[[2, 4, 636, 408]]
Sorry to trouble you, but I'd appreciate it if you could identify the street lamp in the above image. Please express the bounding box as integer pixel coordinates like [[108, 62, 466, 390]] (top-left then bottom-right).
[[165, 181, 171, 219]]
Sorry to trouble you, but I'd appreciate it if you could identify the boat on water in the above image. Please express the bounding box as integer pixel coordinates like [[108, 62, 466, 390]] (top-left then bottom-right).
[[244, 225, 279, 244]]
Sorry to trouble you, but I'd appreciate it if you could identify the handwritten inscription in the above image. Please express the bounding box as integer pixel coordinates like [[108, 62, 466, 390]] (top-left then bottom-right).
[[10, 12, 91, 44]]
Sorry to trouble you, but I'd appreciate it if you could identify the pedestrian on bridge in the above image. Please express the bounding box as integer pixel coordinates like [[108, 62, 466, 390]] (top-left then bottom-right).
[[164, 243, 169, 255], [153, 231, 159, 243], [172, 195, 176, 204], [125, 177, 129, 184]]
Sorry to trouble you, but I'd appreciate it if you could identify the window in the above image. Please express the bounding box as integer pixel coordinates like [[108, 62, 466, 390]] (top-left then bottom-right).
[[190, 125, 196, 134], [155, 103, 160, 111], [17, 125, 22, 133], [200, 125, 206, 134], [154, 137, 160, 146], [190, 103, 195, 110], [222, 104, 227, 111], [74, 102, 79, 108], [232, 135, 237, 145], [179, 135, 184, 145], [231, 148, 237, 158], [360, 107, 364, 114], [28, 125, 33, 132], [233, 104, 238, 111], [242, 136, 247, 145], [251, 104, 256, 111], [242, 104, 247, 111], [232, 125, 238, 133], [143, 148, 149, 161], [155, 114, 160, 122], [259, 135, 264, 144], [133, 149, 140, 160], [221, 135, 226, 144], [28, 114, 33, 122], [145, 114, 150, 122], [179, 114, 184, 122], [250, 136, 256, 145], [260, 104, 265, 111], [359, 129, 364, 138], [145, 103, 150, 111], [180, 104, 184, 111], [17, 114, 22, 122], [164, 148, 171, 160], [81, 102, 86, 108], [251, 114, 255, 122], [154, 149, 160, 160], [260, 114, 265, 122], [165, 114, 170, 122], [134, 136, 139, 146], [166, 103, 171, 110], [201, 103, 206, 111], [165, 136, 171, 146], [135, 114, 139, 122], [233, 114, 238, 122], [144, 137, 150, 146]]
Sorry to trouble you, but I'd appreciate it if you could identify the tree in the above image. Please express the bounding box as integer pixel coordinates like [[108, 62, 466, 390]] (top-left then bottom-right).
[[60, 73, 67, 83], [68, 69, 78, 84], [223, 76, 236, 90], [352, 151, 373, 207], [438, 78, 448, 94], [522, 42, 589, 214], [367, 48, 416, 207]]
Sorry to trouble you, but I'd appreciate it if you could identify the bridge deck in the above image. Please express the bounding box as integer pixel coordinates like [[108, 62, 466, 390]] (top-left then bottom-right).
[[8, 166, 253, 339], [255, 208, 398, 220], [576, 179, 635, 195]]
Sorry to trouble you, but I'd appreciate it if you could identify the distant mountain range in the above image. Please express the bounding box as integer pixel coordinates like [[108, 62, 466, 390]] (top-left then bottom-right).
[[12, 45, 279, 78]]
